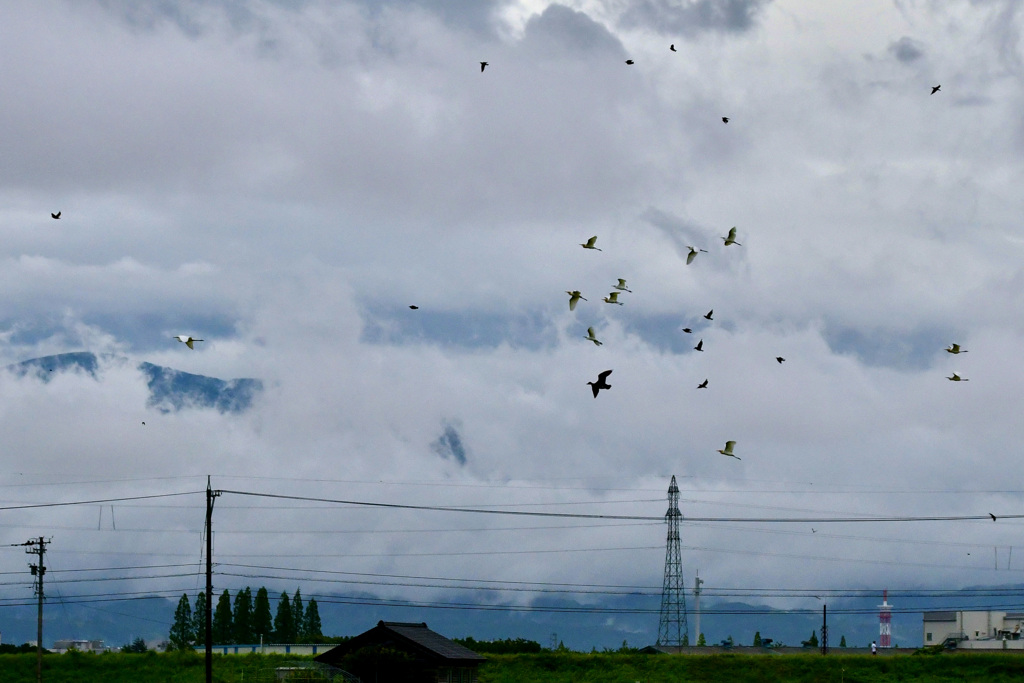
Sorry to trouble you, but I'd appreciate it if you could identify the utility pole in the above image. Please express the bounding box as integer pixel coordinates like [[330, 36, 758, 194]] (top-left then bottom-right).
[[694, 571, 703, 646], [24, 536, 49, 683], [205, 477, 220, 683], [821, 604, 829, 655], [657, 476, 688, 647]]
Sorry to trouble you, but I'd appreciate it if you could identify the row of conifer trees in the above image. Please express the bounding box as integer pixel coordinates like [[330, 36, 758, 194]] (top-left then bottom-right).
[[169, 586, 323, 649]]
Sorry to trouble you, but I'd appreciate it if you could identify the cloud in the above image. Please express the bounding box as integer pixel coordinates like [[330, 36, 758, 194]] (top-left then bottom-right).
[[619, 0, 772, 36], [888, 36, 925, 63], [431, 419, 469, 465]]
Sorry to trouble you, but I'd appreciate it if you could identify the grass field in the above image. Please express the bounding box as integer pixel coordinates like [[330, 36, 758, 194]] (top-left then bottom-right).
[[3, 650, 1024, 682]]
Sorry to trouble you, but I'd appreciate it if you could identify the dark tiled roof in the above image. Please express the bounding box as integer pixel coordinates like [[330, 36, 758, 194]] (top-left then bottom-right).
[[923, 611, 958, 622], [381, 622, 485, 661]]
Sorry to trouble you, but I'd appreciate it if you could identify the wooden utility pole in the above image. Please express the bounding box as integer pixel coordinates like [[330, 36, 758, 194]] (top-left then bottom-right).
[[24, 536, 49, 683]]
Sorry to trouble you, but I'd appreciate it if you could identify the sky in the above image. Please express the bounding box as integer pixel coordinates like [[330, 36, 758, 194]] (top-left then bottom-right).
[[2, 0, 1024, 648]]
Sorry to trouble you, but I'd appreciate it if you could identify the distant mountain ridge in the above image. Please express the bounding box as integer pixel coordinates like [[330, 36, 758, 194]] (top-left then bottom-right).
[[7, 352, 262, 414]]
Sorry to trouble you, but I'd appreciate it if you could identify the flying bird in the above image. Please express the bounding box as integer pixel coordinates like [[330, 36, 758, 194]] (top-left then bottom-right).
[[722, 226, 742, 246], [946, 343, 967, 354], [580, 236, 602, 251], [776, 356, 785, 364], [669, 44, 676, 52], [603, 292, 624, 305], [625, 59, 634, 65], [694, 339, 704, 352], [51, 211, 61, 219], [584, 327, 603, 346], [566, 290, 587, 311], [947, 372, 968, 381], [409, 305, 419, 310], [480, 62, 488, 72], [173, 335, 203, 350], [722, 117, 729, 123], [703, 309, 714, 321], [931, 84, 941, 94], [588, 369, 612, 397], [717, 440, 740, 460], [697, 379, 708, 389], [141, 421, 146, 426], [686, 246, 708, 265], [613, 279, 632, 293], [681, 327, 692, 333], [990, 513, 997, 522]]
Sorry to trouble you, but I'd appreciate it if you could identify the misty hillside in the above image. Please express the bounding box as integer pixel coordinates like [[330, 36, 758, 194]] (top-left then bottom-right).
[[7, 352, 262, 414]]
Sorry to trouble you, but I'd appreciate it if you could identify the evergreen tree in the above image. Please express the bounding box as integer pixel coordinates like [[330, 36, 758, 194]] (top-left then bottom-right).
[[292, 589, 305, 641], [681, 633, 689, 646], [212, 589, 234, 644], [233, 587, 254, 644], [753, 631, 762, 647], [252, 587, 273, 642], [840, 635, 847, 647], [304, 598, 323, 641], [169, 593, 194, 650], [696, 633, 706, 646], [192, 591, 208, 647], [274, 591, 293, 643]]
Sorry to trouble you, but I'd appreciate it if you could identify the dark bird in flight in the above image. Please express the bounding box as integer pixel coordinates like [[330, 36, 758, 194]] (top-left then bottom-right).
[[697, 379, 708, 389], [931, 84, 941, 94], [990, 513, 997, 521], [670, 44, 677, 52], [694, 339, 704, 352], [588, 369, 613, 397], [51, 211, 61, 219], [141, 421, 146, 425], [776, 356, 785, 364], [681, 327, 692, 333], [703, 309, 714, 321], [625, 59, 634, 65], [480, 62, 488, 72], [722, 117, 729, 123], [409, 305, 419, 309]]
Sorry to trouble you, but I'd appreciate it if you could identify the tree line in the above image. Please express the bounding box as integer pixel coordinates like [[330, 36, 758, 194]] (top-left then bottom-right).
[[169, 587, 323, 649]]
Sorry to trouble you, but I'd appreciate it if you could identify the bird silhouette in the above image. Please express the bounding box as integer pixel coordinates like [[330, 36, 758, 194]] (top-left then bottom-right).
[[686, 246, 708, 265], [946, 343, 967, 354], [717, 441, 740, 460], [776, 356, 785, 364], [625, 59, 634, 65], [670, 44, 676, 52], [173, 335, 203, 350], [51, 211, 61, 219], [580, 236, 602, 251], [703, 310, 714, 320], [697, 379, 708, 389], [141, 421, 146, 425], [409, 305, 419, 309], [947, 372, 968, 381], [613, 279, 632, 293], [588, 369, 612, 397], [722, 226, 742, 246], [566, 290, 587, 311], [584, 327, 603, 346], [603, 292, 624, 305], [681, 327, 692, 334], [480, 62, 488, 72], [694, 339, 704, 352], [990, 513, 997, 521], [931, 84, 941, 94], [722, 117, 729, 123]]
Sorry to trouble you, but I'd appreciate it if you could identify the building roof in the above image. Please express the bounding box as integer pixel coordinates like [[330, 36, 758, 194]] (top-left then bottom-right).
[[314, 621, 485, 667], [923, 612, 958, 622]]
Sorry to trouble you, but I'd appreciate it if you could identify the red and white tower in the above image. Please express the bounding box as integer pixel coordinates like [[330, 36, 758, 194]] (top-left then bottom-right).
[[879, 590, 892, 648]]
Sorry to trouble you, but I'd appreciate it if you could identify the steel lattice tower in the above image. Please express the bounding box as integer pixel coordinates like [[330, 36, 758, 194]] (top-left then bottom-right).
[[657, 475, 688, 646]]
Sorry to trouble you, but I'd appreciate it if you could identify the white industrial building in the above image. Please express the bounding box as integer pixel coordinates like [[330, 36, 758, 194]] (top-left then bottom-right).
[[923, 611, 1024, 650]]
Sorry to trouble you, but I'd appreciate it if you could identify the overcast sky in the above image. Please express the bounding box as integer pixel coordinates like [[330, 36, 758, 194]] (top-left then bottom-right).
[[2, 0, 1024, 647]]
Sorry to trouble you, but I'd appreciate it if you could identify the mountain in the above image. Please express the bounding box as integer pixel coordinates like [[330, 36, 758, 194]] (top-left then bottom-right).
[[7, 352, 262, 414]]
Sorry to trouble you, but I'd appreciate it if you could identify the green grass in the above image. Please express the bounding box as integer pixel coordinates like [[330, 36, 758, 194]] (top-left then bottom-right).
[[2, 650, 1024, 683]]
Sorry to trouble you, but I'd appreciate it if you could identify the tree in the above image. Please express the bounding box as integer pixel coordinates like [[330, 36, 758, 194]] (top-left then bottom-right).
[[213, 589, 233, 644], [840, 635, 847, 647], [696, 633, 706, 646], [681, 633, 689, 646], [753, 631, 762, 647], [192, 591, 207, 647], [304, 598, 323, 641], [292, 589, 305, 641], [233, 587, 254, 644], [802, 630, 819, 648], [122, 637, 148, 653], [169, 594, 194, 650], [252, 587, 273, 642], [274, 591, 293, 644]]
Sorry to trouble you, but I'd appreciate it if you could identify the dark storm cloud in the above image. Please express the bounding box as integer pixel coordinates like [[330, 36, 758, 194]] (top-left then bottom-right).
[[619, 0, 772, 37], [888, 36, 925, 63], [431, 420, 468, 465]]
